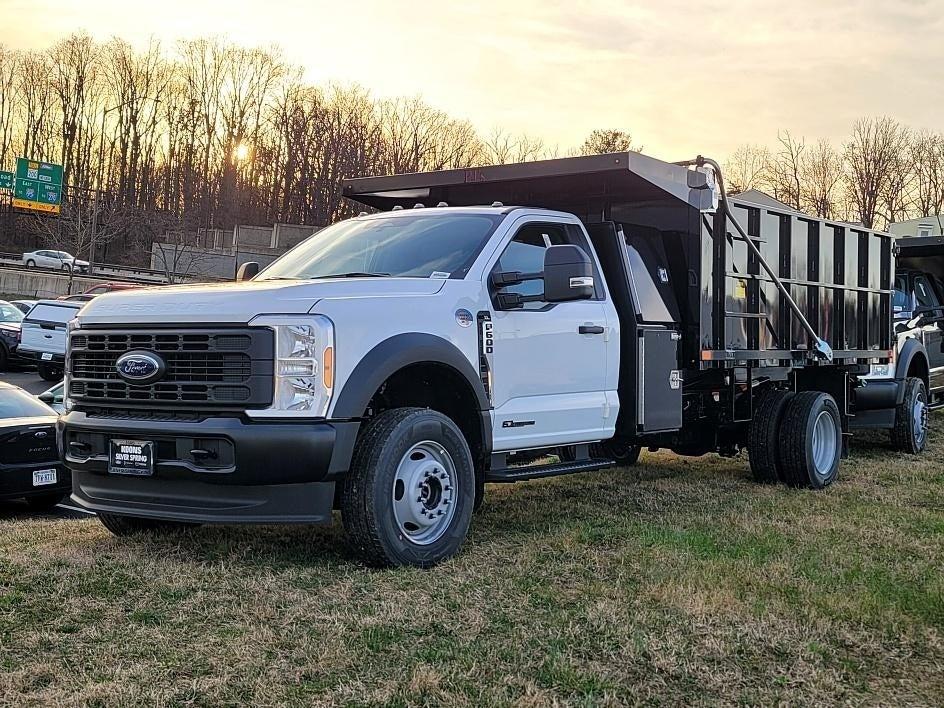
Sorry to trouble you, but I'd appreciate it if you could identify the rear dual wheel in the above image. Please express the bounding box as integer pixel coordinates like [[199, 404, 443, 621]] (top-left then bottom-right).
[[749, 390, 842, 489]]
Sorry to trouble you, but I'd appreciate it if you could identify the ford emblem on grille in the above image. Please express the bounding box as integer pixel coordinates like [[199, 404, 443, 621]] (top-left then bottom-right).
[[115, 351, 165, 384]]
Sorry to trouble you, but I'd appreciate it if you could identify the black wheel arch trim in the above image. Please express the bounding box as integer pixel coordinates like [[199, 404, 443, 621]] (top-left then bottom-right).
[[331, 333, 493, 456], [895, 338, 929, 404]]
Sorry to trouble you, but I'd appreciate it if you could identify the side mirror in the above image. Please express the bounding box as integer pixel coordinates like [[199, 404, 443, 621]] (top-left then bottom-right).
[[38, 391, 54, 403], [236, 261, 260, 281], [543, 244, 594, 302]]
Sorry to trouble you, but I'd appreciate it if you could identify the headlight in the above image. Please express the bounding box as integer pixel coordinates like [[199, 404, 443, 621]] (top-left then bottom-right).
[[248, 315, 334, 418], [868, 363, 893, 378]]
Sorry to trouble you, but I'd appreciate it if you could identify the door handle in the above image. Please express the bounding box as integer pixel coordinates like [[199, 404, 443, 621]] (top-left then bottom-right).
[[579, 325, 605, 335]]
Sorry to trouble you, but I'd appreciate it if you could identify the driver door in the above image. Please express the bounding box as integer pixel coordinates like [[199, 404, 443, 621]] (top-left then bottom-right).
[[487, 220, 614, 451]]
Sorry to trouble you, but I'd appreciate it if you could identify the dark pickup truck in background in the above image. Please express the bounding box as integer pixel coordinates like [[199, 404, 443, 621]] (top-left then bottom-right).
[[853, 235, 944, 451]]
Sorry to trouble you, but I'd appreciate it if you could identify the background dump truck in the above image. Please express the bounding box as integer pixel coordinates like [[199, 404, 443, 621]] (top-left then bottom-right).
[[853, 234, 944, 452], [62, 151, 896, 567]]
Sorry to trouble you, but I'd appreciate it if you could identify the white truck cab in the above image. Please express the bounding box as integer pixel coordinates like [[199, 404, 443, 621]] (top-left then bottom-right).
[[61, 152, 895, 567]]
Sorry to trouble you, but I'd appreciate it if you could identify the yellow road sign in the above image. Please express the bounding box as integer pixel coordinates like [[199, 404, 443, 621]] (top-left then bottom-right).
[[12, 197, 61, 214]]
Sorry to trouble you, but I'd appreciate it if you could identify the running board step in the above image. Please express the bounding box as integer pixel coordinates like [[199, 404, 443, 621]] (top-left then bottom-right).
[[486, 458, 615, 483]]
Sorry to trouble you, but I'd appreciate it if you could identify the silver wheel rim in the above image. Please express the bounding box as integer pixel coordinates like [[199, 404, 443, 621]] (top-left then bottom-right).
[[913, 395, 928, 446], [811, 410, 837, 475], [392, 441, 458, 546]]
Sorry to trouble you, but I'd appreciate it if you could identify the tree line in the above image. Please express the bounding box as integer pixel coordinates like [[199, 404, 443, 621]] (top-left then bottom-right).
[[0, 33, 638, 264], [724, 118, 944, 231], [0, 32, 935, 267]]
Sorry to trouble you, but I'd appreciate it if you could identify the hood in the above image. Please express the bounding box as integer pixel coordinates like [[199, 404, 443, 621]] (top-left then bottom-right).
[[0, 322, 20, 333], [75, 277, 447, 326]]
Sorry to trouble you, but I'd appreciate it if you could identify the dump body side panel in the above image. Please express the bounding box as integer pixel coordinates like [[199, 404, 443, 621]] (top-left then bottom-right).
[[701, 199, 893, 364]]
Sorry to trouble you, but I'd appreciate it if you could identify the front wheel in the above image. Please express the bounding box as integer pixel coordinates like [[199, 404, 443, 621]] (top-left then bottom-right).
[[890, 377, 929, 454], [37, 363, 62, 382], [341, 407, 475, 568]]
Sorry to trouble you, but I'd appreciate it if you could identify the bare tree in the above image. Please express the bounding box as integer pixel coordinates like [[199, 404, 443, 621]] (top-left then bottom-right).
[[910, 131, 944, 231], [799, 139, 844, 219], [724, 144, 770, 194], [49, 32, 97, 191], [576, 128, 640, 155], [765, 131, 805, 211], [844, 117, 910, 229], [0, 45, 19, 167]]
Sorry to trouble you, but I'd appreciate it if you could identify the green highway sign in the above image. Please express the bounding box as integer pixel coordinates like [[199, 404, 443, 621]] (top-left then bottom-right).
[[0, 171, 13, 191], [12, 157, 63, 214]]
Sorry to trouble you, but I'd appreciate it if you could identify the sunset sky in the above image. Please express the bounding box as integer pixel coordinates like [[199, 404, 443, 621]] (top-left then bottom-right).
[[1, 0, 940, 160]]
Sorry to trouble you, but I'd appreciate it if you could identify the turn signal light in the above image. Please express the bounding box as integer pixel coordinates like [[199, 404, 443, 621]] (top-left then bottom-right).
[[323, 346, 334, 389]]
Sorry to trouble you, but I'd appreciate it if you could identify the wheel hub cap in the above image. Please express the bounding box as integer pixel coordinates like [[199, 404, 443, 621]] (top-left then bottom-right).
[[392, 441, 458, 545], [913, 396, 929, 446], [811, 410, 838, 475]]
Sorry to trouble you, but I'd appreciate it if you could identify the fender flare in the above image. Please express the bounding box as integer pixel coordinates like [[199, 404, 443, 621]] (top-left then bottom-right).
[[895, 338, 929, 404], [332, 332, 490, 419]]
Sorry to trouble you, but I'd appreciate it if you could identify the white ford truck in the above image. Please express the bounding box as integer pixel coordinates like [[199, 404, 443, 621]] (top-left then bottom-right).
[[60, 152, 898, 567]]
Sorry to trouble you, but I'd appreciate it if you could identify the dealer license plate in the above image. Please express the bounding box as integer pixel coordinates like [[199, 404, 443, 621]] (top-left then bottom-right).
[[109, 440, 154, 476], [32, 469, 57, 486], [41, 352, 52, 361]]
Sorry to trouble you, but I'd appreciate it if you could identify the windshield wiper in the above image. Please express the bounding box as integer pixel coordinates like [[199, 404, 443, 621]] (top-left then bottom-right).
[[310, 271, 391, 279]]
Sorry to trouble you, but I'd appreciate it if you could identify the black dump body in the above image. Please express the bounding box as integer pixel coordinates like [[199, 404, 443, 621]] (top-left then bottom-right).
[[344, 151, 893, 373]]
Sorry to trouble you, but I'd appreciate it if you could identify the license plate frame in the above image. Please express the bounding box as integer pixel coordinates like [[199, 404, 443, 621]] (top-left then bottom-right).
[[109, 439, 154, 476], [32, 468, 57, 486]]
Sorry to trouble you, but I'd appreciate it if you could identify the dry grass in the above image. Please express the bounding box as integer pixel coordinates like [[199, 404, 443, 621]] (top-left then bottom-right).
[[1, 426, 942, 706]]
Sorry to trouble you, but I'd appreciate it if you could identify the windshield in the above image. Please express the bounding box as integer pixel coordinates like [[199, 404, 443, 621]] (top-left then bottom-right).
[[0, 303, 23, 323], [257, 212, 503, 281], [0, 387, 54, 418]]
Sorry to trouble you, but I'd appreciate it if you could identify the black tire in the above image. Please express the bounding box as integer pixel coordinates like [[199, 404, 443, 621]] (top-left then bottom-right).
[[890, 377, 929, 454], [61, 263, 70, 271], [590, 439, 641, 466], [24, 492, 66, 512], [340, 407, 475, 568], [98, 513, 195, 536], [0, 345, 8, 372], [779, 391, 842, 489], [26, 259, 35, 267], [37, 363, 62, 382], [748, 389, 795, 483]]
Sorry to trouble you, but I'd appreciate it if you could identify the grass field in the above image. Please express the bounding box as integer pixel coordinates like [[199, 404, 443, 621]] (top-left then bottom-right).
[[1, 428, 942, 706]]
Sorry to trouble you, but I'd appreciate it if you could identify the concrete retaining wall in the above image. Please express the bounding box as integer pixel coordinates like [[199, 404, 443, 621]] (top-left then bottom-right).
[[0, 267, 106, 299]]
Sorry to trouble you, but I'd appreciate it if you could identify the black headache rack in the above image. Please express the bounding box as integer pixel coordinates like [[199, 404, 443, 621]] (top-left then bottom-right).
[[344, 151, 894, 373]]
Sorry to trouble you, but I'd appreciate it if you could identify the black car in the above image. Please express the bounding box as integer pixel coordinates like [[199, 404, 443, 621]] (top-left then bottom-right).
[[0, 382, 70, 510], [0, 300, 24, 371]]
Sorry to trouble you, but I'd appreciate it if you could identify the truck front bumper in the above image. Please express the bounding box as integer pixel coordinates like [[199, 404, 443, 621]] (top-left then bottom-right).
[[59, 411, 359, 524]]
